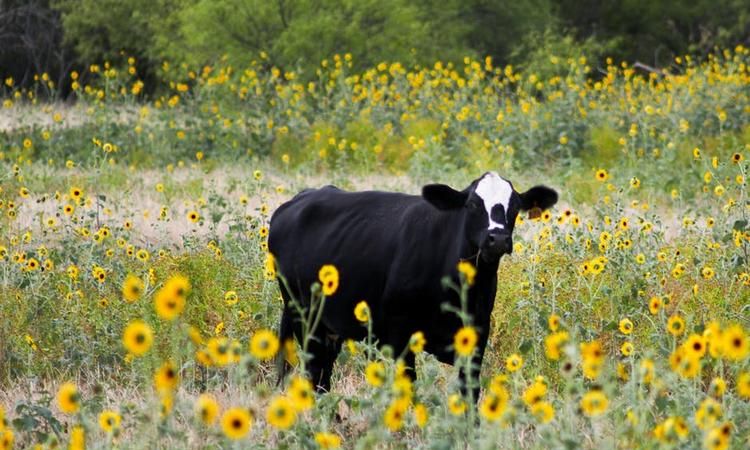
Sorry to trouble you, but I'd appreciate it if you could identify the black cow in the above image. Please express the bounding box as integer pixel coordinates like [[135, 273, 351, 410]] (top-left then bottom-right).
[[269, 172, 557, 397]]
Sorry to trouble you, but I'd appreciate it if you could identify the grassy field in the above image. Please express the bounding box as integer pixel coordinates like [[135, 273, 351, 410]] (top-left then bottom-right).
[[1, 49, 750, 449]]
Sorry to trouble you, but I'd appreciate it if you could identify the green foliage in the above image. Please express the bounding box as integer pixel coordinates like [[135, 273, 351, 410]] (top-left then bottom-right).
[[552, 0, 750, 65], [176, 0, 474, 70]]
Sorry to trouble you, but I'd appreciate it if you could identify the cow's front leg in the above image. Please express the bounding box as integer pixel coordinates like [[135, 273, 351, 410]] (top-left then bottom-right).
[[307, 330, 342, 393], [382, 315, 417, 380]]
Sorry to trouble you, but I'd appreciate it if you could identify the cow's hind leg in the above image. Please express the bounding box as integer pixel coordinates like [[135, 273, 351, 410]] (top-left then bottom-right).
[[307, 329, 341, 393]]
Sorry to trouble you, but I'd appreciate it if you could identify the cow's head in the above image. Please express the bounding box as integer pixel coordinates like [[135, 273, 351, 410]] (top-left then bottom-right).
[[422, 172, 558, 261]]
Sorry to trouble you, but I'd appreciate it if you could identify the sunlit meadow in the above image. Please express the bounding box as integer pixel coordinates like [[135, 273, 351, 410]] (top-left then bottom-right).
[[1, 47, 750, 449]]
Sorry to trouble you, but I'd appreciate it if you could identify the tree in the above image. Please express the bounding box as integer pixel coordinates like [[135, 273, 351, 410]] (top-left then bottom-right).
[[0, 0, 75, 90]]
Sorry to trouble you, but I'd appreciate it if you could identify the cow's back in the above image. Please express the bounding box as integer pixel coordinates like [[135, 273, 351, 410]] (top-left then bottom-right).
[[269, 186, 443, 338]]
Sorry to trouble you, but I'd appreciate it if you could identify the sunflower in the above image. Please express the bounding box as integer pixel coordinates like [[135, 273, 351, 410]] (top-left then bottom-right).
[[479, 389, 508, 422], [648, 296, 662, 314], [56, 382, 80, 414], [595, 169, 608, 182], [187, 210, 200, 223], [619, 318, 633, 335], [701, 266, 715, 279], [670, 347, 701, 379], [383, 399, 408, 431], [122, 320, 153, 356], [69, 425, 84, 450], [153, 361, 180, 393], [523, 381, 547, 406], [667, 315, 686, 336], [703, 425, 730, 450], [454, 326, 477, 357], [580, 390, 609, 417], [708, 377, 726, 398], [457, 260, 476, 286], [683, 334, 707, 359], [206, 337, 231, 366], [154, 288, 185, 321], [365, 361, 385, 387], [654, 416, 689, 443], [314, 432, 342, 449], [98, 410, 121, 433], [547, 313, 561, 331], [736, 372, 750, 399], [195, 394, 219, 425], [122, 274, 144, 302], [353, 301, 370, 323], [26, 258, 39, 271], [413, 403, 428, 428], [318, 264, 339, 296], [283, 338, 298, 365], [287, 376, 314, 411], [154, 275, 190, 321], [136, 249, 149, 262], [196, 348, 213, 367], [447, 393, 466, 416], [703, 321, 724, 358], [505, 353, 523, 372], [221, 408, 252, 440], [544, 331, 568, 360], [0, 429, 14, 450], [266, 395, 297, 430], [530, 401, 554, 423], [69, 187, 83, 202], [392, 376, 413, 401], [695, 397, 722, 430], [639, 358, 655, 384], [163, 274, 190, 298], [580, 340, 604, 364], [224, 290, 238, 306], [264, 253, 277, 280], [408, 331, 426, 353], [249, 329, 280, 360], [620, 341, 634, 356], [721, 325, 748, 360]]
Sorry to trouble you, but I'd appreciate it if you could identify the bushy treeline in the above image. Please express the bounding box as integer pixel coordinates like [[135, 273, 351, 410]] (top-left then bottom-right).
[[1, 0, 749, 90]]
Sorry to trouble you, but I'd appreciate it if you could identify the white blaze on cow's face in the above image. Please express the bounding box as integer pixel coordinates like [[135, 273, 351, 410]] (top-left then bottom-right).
[[474, 172, 513, 231]]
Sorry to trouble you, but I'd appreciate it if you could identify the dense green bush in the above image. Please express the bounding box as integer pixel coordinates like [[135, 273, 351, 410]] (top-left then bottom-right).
[[3, 0, 748, 91]]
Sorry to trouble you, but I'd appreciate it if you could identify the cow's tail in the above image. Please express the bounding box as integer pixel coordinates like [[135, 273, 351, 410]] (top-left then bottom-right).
[[276, 304, 294, 386]]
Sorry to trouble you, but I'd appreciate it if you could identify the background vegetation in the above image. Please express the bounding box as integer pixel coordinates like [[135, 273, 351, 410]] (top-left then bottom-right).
[[1, 1, 750, 449], [2, 0, 750, 90]]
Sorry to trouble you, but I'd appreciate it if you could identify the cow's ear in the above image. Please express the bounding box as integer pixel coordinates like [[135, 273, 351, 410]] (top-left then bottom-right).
[[422, 184, 468, 210], [519, 185, 558, 211]]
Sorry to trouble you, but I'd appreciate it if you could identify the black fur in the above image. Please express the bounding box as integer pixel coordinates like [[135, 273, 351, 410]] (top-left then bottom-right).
[[270, 175, 557, 396]]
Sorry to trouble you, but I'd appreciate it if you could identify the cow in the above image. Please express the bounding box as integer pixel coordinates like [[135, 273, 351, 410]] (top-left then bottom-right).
[[269, 172, 558, 399]]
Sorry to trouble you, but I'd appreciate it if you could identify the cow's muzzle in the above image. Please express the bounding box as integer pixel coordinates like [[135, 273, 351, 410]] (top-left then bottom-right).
[[483, 230, 512, 257]]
